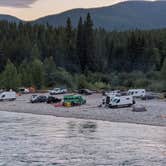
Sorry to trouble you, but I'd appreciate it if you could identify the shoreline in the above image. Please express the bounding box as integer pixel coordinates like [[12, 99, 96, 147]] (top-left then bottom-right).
[[0, 109, 166, 127], [0, 93, 166, 127]]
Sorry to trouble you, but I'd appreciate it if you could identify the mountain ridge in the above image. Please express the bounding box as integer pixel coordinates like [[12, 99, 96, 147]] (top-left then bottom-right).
[[1, 1, 166, 30], [0, 14, 21, 22]]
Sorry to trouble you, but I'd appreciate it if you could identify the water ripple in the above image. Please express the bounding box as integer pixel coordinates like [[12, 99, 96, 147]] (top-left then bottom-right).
[[0, 111, 165, 166]]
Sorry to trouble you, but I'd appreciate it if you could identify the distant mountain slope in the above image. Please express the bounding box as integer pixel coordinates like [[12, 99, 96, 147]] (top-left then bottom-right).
[[1, 1, 166, 30], [0, 14, 21, 22], [34, 1, 166, 30]]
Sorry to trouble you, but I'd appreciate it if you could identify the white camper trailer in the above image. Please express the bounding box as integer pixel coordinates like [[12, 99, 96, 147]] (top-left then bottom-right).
[[0, 91, 16, 101], [105, 90, 121, 97], [128, 89, 146, 98], [106, 95, 135, 108]]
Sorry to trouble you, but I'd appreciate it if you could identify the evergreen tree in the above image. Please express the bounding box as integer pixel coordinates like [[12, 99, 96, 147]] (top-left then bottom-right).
[[44, 57, 57, 87], [1, 60, 20, 90], [76, 17, 84, 72], [0, 48, 6, 72], [31, 44, 40, 60], [161, 58, 166, 81], [65, 17, 77, 71], [65, 17, 74, 57], [83, 13, 95, 71], [31, 58, 44, 89], [19, 62, 32, 87]]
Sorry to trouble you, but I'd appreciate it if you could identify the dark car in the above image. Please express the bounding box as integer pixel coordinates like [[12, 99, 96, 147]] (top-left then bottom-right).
[[30, 95, 47, 103], [78, 89, 93, 95], [141, 92, 160, 100], [47, 96, 62, 104]]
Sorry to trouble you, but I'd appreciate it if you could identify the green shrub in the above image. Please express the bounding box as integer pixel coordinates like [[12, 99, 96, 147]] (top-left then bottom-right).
[[54, 68, 76, 89], [148, 81, 165, 92], [94, 81, 111, 90], [134, 78, 150, 88], [76, 74, 93, 89]]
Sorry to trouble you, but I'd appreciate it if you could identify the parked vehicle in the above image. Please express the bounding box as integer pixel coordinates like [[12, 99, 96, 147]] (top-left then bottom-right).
[[49, 88, 67, 95], [30, 95, 47, 103], [102, 90, 121, 104], [19, 87, 29, 94], [106, 95, 135, 108], [78, 89, 93, 95], [63, 95, 86, 106], [128, 89, 146, 98], [0, 91, 16, 101], [47, 96, 61, 104], [105, 90, 121, 97], [141, 92, 161, 100]]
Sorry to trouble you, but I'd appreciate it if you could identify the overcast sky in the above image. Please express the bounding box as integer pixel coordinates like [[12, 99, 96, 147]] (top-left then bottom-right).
[[0, 0, 155, 20]]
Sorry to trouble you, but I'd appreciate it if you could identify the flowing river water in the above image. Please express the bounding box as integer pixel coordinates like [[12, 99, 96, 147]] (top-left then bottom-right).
[[0, 111, 165, 166]]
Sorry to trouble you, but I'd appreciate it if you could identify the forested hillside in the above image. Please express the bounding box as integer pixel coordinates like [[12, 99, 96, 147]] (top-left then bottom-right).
[[0, 13, 166, 91], [0, 14, 20, 23]]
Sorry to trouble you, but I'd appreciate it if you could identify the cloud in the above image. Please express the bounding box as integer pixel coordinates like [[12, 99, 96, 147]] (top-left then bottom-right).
[[0, 0, 38, 8]]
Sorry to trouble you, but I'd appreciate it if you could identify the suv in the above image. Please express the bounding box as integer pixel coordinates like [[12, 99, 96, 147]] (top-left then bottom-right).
[[47, 96, 62, 104], [78, 89, 93, 95], [63, 95, 86, 106], [30, 95, 47, 103], [49, 88, 67, 95]]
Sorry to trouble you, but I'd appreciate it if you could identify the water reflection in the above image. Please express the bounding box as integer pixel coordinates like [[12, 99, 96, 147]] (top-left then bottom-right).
[[0, 112, 165, 166], [67, 121, 97, 139], [79, 121, 97, 132]]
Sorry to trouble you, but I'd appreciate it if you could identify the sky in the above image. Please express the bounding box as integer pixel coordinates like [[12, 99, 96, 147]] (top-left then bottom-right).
[[0, 0, 155, 20]]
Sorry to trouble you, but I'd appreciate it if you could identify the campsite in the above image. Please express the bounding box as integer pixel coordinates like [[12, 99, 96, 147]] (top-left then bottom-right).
[[0, 90, 166, 127]]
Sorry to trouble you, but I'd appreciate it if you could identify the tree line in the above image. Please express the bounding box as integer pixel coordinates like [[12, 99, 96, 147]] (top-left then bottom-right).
[[0, 13, 166, 91]]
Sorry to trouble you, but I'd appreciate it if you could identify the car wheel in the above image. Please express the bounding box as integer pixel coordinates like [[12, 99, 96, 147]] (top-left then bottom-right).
[[71, 102, 75, 106]]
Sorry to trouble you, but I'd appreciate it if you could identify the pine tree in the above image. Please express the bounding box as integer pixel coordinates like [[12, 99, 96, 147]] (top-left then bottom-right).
[[65, 17, 74, 57], [65, 17, 77, 71], [0, 48, 6, 72], [83, 13, 95, 72], [76, 17, 84, 72], [31, 44, 40, 60], [1, 60, 20, 90], [19, 61, 32, 87], [44, 57, 57, 87], [161, 58, 166, 80], [31, 58, 44, 89], [161, 58, 166, 90]]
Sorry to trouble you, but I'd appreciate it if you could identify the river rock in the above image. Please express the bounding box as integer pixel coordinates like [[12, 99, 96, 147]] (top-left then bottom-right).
[[132, 106, 147, 112]]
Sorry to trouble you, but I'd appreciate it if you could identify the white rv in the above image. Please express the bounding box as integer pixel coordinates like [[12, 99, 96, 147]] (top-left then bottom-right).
[[128, 89, 146, 98], [0, 91, 16, 101], [107, 95, 135, 108]]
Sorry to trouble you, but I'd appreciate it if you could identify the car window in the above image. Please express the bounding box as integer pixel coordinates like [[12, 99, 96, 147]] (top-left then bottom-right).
[[113, 98, 117, 102], [116, 99, 120, 103], [2, 95, 5, 98], [32, 95, 37, 97]]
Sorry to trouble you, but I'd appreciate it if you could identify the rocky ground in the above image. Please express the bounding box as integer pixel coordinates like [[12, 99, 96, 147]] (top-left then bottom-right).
[[0, 93, 166, 126]]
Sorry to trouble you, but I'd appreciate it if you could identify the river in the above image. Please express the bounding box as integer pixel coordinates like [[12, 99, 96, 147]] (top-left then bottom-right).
[[0, 111, 165, 166]]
